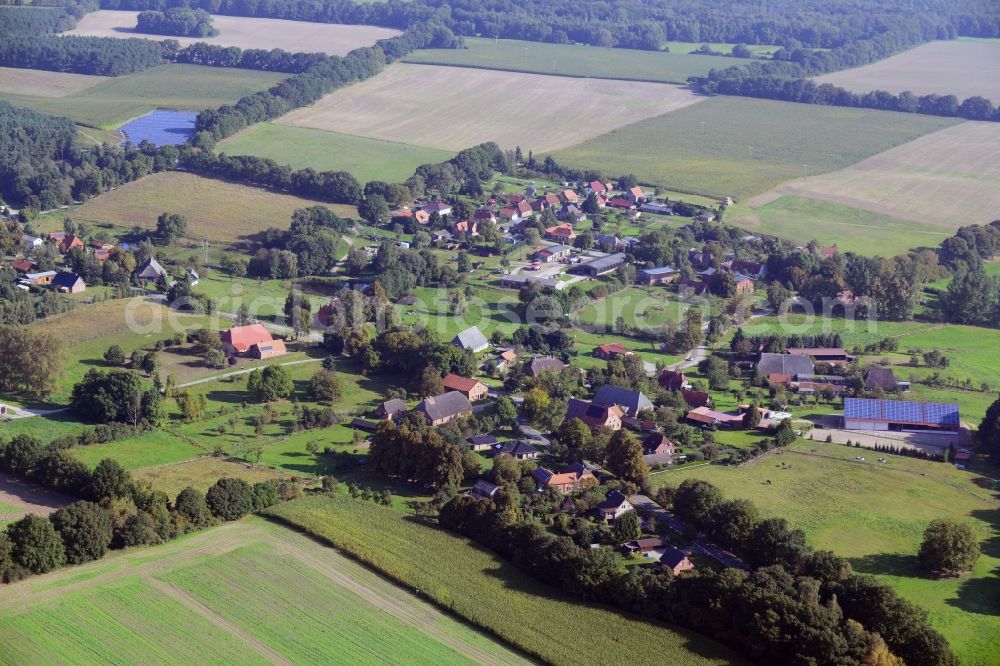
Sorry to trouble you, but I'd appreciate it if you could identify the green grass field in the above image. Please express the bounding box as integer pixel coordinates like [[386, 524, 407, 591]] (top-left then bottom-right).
[[218, 123, 454, 184], [0, 518, 527, 665], [132, 457, 292, 497], [728, 195, 953, 256], [404, 37, 776, 84], [265, 495, 746, 665], [654, 442, 1000, 665], [0, 64, 285, 129], [552, 97, 960, 200]]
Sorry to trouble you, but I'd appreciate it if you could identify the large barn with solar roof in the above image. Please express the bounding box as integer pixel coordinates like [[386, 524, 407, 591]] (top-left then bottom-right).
[[842, 398, 960, 432]]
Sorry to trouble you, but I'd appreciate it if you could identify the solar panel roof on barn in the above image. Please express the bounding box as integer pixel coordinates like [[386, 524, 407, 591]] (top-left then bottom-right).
[[844, 398, 959, 426]]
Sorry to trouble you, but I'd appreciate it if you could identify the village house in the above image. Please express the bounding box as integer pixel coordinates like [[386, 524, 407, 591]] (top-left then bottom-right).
[[566, 398, 624, 430], [544, 223, 576, 242], [467, 434, 497, 452], [414, 391, 473, 426], [220, 323, 286, 359], [865, 367, 900, 392], [596, 490, 632, 523], [658, 370, 690, 391], [639, 201, 673, 215], [607, 197, 634, 210], [625, 186, 645, 204], [421, 201, 452, 218], [10, 259, 36, 273], [534, 193, 561, 211], [660, 547, 696, 575], [560, 204, 586, 223], [452, 326, 490, 353], [471, 479, 499, 500], [593, 342, 632, 360], [642, 433, 676, 461], [576, 253, 627, 277], [756, 353, 815, 379], [21, 271, 56, 286], [22, 235, 43, 254], [733, 273, 755, 295], [442, 373, 488, 401], [622, 537, 667, 555], [532, 462, 597, 493], [561, 189, 580, 204], [375, 399, 408, 421], [525, 356, 565, 377], [453, 219, 478, 236], [414, 209, 430, 225], [535, 244, 573, 263], [637, 266, 679, 285], [57, 234, 84, 254], [134, 256, 168, 284], [592, 385, 653, 417], [494, 439, 539, 460], [51, 272, 85, 294], [686, 406, 744, 428], [586, 180, 610, 195], [788, 347, 854, 366], [682, 389, 711, 408]]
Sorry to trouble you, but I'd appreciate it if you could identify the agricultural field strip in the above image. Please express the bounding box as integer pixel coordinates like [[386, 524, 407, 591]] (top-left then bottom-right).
[[0, 66, 107, 97], [815, 39, 1000, 101], [743, 121, 1000, 226], [276, 63, 704, 152], [0, 520, 520, 665], [67, 10, 401, 56]]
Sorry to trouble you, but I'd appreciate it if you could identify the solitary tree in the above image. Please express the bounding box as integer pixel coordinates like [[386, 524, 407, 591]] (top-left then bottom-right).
[[742, 403, 762, 429], [155, 212, 187, 244], [614, 509, 642, 542], [307, 368, 343, 403], [103, 345, 125, 366], [918, 519, 980, 576], [605, 429, 648, 486]]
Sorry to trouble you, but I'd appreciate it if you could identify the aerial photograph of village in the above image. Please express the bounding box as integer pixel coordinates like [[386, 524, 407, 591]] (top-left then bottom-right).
[[0, 0, 998, 663]]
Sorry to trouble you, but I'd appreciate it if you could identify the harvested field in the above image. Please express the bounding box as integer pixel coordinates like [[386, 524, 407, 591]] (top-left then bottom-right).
[[276, 63, 704, 152], [815, 38, 1000, 102], [46, 171, 357, 244], [744, 122, 1000, 226], [67, 10, 400, 56], [0, 518, 526, 665], [0, 66, 107, 97], [133, 457, 294, 497], [0, 64, 284, 129], [0, 472, 72, 522], [553, 96, 958, 199], [218, 123, 454, 183]]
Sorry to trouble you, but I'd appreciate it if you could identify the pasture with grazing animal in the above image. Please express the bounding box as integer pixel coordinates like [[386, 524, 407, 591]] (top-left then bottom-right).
[[275, 63, 705, 152]]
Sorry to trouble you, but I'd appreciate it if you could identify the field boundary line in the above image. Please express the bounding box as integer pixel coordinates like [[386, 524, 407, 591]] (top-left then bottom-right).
[[400, 58, 692, 86], [143, 574, 293, 666]]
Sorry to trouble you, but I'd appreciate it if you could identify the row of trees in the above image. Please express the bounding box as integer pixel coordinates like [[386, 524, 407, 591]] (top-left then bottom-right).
[[170, 41, 329, 73], [694, 63, 999, 122]]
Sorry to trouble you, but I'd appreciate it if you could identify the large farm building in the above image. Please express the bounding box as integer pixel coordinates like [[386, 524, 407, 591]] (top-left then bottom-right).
[[842, 398, 960, 432]]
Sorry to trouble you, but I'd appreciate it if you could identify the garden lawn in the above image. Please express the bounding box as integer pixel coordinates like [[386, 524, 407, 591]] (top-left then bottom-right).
[[265, 495, 745, 665], [654, 441, 1000, 665], [218, 124, 454, 184], [552, 97, 959, 200]]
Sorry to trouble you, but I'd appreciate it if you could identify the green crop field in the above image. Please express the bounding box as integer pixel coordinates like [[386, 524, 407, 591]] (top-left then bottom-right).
[[0, 518, 527, 665], [218, 123, 454, 184], [265, 495, 745, 665], [0, 64, 285, 129], [552, 97, 960, 200], [38, 172, 357, 245], [404, 37, 777, 84], [654, 442, 1000, 665], [728, 196, 952, 256]]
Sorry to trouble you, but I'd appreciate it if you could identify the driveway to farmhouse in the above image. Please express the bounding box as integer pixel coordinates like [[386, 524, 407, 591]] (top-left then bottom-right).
[[174, 357, 324, 389], [630, 494, 748, 571]]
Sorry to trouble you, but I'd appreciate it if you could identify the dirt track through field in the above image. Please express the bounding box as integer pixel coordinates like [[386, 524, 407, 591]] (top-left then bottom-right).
[[277, 63, 705, 152], [67, 10, 400, 56], [145, 575, 293, 666], [0, 472, 73, 521], [744, 121, 1000, 226]]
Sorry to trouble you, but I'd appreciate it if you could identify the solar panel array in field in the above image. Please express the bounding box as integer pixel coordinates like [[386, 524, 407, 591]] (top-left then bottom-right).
[[844, 398, 960, 426]]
